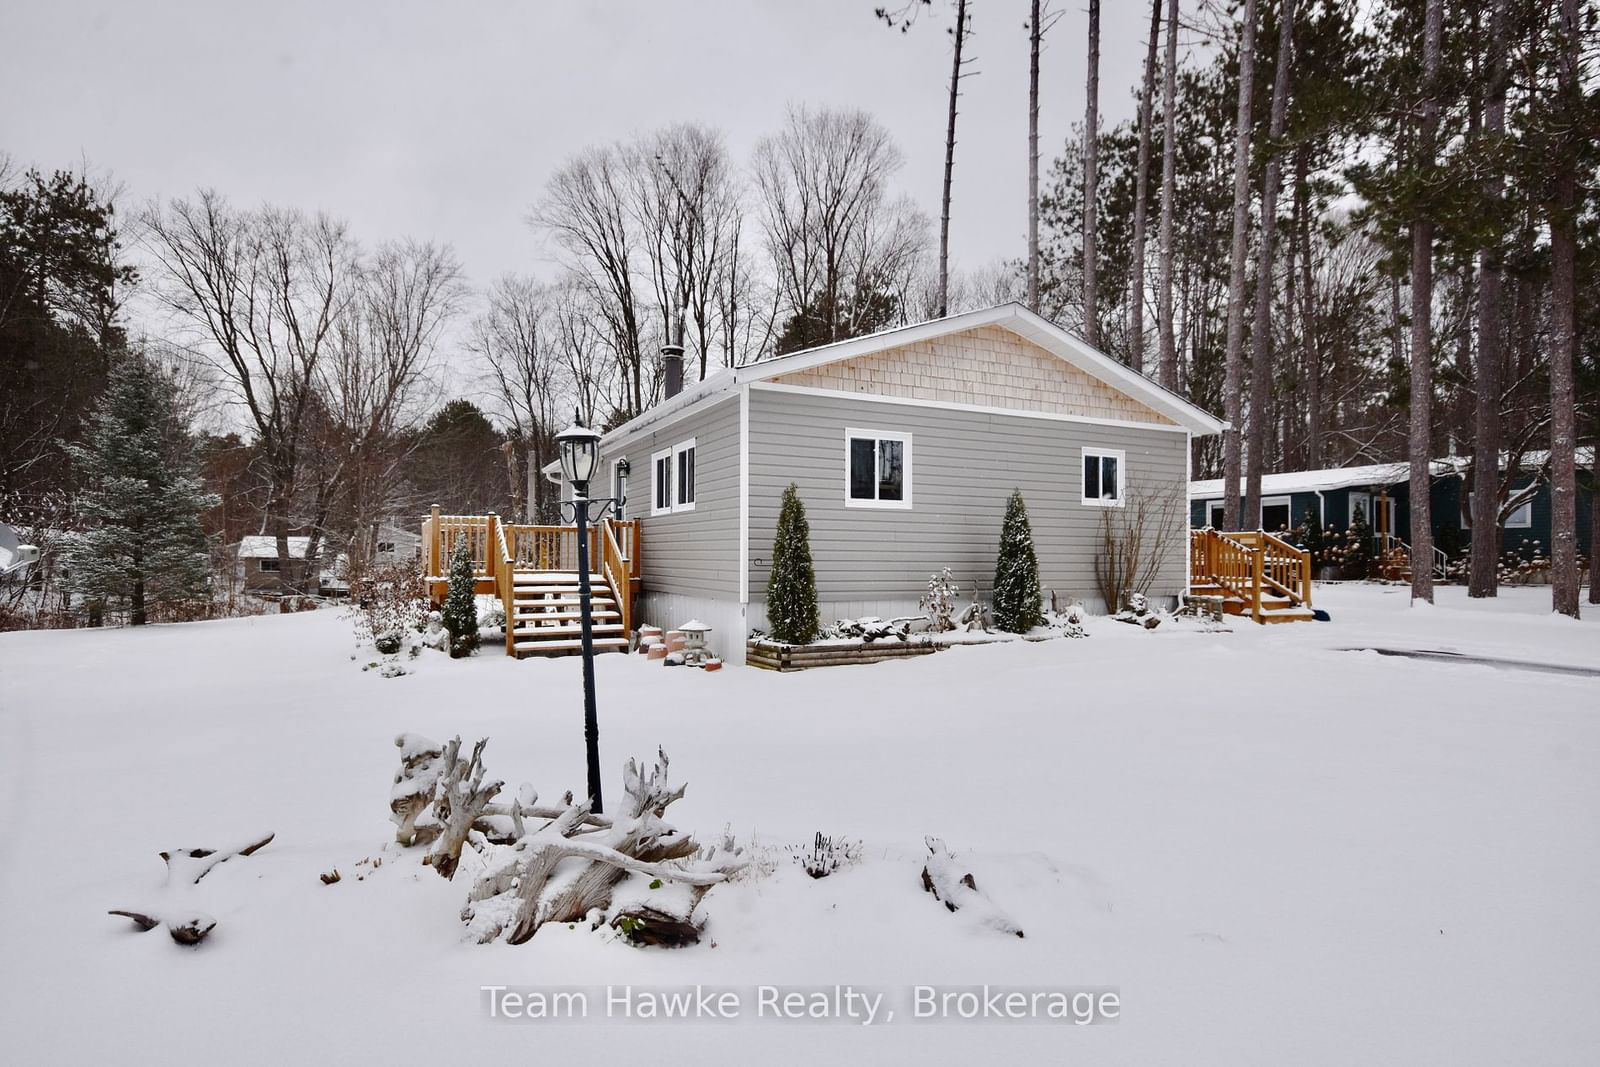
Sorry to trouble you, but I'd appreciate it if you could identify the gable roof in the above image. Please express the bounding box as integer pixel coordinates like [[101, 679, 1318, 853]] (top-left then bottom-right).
[[546, 305, 1223, 474]]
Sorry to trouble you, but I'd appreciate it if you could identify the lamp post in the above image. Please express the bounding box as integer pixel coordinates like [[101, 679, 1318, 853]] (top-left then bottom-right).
[[555, 421, 624, 814]]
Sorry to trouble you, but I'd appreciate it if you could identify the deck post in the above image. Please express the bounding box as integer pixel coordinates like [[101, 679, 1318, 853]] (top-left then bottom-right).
[[1251, 538, 1265, 623], [429, 504, 441, 578]]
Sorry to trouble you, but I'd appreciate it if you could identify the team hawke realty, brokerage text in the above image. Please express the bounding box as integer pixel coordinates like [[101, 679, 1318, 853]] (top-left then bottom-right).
[[483, 984, 1121, 1025]]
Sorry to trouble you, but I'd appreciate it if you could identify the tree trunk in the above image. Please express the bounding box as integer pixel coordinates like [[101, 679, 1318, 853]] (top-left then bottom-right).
[[1408, 0, 1442, 603], [1156, 0, 1181, 391], [1244, 0, 1295, 529], [1027, 0, 1042, 313], [1220, 0, 1259, 530], [1296, 148, 1321, 469], [1082, 0, 1101, 346], [937, 0, 969, 319], [1469, 0, 1508, 599], [1548, 0, 1580, 617], [1127, 0, 1162, 376]]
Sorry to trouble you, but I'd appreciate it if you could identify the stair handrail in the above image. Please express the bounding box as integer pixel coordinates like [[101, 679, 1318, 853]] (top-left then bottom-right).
[[600, 516, 631, 639], [494, 515, 514, 654], [1258, 529, 1313, 609]]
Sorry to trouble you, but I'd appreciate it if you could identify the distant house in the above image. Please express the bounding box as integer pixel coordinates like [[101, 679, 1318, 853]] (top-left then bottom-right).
[[371, 524, 421, 566], [234, 536, 349, 596], [1189, 450, 1595, 571]]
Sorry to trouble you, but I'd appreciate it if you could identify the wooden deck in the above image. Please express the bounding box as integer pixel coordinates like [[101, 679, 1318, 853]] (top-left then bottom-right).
[[421, 508, 641, 657], [1190, 528, 1315, 623]]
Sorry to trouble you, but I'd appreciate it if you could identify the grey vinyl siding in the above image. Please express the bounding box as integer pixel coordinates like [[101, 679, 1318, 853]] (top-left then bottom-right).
[[746, 388, 1190, 607], [603, 394, 740, 599]]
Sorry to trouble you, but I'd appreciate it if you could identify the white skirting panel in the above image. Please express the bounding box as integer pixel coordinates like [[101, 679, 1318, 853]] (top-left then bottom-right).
[[635, 593, 750, 666]]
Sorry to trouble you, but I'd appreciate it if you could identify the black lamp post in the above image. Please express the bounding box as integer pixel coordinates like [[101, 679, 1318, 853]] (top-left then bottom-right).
[[555, 421, 623, 814]]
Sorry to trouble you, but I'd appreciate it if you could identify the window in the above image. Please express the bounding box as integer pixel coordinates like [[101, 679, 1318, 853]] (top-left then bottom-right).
[[652, 448, 672, 515], [651, 438, 696, 515], [258, 558, 280, 572], [377, 541, 396, 555], [1081, 448, 1125, 507], [674, 439, 696, 512], [1260, 496, 1292, 532], [844, 429, 911, 509], [1465, 491, 1533, 530], [1206, 500, 1226, 528]]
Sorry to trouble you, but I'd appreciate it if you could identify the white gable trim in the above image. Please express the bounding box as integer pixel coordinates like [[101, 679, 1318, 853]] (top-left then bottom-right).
[[750, 382, 1191, 433], [543, 304, 1221, 477], [741, 303, 1224, 435]]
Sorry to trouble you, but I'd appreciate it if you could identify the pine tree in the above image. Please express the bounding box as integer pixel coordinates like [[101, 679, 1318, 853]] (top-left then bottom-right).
[[992, 489, 1044, 632], [1345, 504, 1373, 581], [441, 538, 479, 657], [65, 355, 214, 625], [766, 483, 818, 645]]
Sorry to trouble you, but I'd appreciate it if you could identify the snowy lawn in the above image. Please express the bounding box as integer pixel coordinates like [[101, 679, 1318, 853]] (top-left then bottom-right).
[[2, 584, 1597, 1064]]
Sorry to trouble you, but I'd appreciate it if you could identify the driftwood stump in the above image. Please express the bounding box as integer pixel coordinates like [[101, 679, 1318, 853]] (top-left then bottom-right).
[[109, 832, 275, 946]]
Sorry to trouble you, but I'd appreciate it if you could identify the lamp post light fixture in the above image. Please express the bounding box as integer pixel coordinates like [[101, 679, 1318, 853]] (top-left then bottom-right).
[[555, 420, 623, 815]]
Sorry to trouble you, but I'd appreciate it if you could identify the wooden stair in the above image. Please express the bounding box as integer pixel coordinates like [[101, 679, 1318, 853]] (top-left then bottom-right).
[[507, 572, 630, 658], [421, 511, 642, 659], [1190, 529, 1316, 624]]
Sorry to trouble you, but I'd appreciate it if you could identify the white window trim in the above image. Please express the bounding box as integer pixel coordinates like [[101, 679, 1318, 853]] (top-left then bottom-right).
[[1259, 495, 1293, 530], [843, 428, 913, 510], [1465, 490, 1532, 529], [651, 447, 673, 516], [1081, 447, 1127, 508], [672, 438, 697, 514], [1206, 500, 1226, 527]]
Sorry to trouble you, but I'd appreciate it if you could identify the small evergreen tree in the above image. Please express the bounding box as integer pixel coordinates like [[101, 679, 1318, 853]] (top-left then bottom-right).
[[1344, 503, 1373, 580], [992, 489, 1044, 632], [441, 538, 480, 657], [65, 355, 215, 625], [766, 483, 818, 644]]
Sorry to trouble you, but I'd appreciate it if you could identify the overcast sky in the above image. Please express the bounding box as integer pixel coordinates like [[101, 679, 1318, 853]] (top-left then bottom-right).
[[6, 0, 1176, 389]]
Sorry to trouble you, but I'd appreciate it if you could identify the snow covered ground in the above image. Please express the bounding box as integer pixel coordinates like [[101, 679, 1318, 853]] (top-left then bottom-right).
[[2, 584, 1597, 1065]]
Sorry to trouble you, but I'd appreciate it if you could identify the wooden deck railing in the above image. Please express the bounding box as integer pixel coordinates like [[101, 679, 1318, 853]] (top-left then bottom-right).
[[1191, 528, 1312, 623], [421, 508, 642, 655]]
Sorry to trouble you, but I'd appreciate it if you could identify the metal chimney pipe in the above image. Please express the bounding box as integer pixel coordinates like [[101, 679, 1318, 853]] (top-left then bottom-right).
[[661, 343, 684, 400]]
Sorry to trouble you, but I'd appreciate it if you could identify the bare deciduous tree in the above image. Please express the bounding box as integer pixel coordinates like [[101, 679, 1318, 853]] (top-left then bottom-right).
[[145, 192, 357, 593], [1082, 0, 1101, 346]]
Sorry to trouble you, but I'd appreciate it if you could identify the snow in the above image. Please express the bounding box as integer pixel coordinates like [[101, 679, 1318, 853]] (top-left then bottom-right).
[[2, 584, 1598, 1063], [1188, 446, 1598, 500]]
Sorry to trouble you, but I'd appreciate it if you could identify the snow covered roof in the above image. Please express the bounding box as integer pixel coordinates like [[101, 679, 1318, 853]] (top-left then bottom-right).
[[236, 535, 323, 559], [1190, 462, 1415, 500], [1189, 446, 1598, 500]]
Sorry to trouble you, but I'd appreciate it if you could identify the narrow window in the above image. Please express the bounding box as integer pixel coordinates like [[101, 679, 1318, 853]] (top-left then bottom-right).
[[673, 439, 696, 512], [651, 448, 672, 516], [612, 458, 627, 520], [845, 429, 912, 509], [1081, 448, 1126, 507]]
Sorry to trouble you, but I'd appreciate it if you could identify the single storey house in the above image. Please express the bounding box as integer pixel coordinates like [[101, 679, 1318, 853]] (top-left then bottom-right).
[[545, 303, 1225, 662], [234, 535, 349, 597], [1189, 449, 1595, 572]]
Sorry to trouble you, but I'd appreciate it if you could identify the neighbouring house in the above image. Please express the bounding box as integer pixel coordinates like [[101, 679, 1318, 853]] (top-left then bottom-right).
[[541, 303, 1225, 662], [233, 536, 349, 597], [372, 523, 421, 566], [1188, 449, 1596, 577]]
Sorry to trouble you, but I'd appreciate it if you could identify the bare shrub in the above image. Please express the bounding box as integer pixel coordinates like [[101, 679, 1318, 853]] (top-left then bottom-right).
[[1093, 483, 1185, 613]]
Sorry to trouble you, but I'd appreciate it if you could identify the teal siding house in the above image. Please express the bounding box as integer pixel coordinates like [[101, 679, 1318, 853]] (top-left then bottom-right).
[[1189, 452, 1594, 566]]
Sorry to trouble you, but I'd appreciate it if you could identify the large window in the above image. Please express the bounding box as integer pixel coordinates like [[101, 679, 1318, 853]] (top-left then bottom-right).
[[845, 428, 911, 509], [1464, 491, 1533, 530], [1260, 496, 1292, 532], [651, 438, 696, 516], [1081, 448, 1125, 507]]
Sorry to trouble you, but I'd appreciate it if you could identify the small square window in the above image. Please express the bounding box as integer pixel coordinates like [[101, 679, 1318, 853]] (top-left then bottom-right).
[[1082, 448, 1125, 507], [258, 558, 280, 572], [651, 438, 696, 515], [845, 429, 912, 509]]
